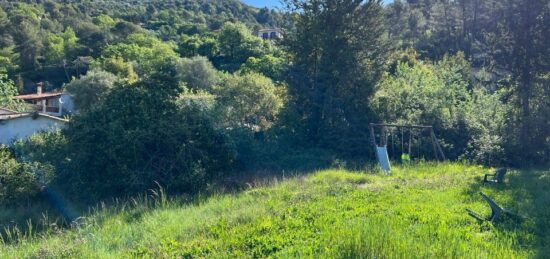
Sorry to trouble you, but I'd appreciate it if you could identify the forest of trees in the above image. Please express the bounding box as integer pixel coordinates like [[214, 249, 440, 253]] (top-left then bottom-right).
[[385, 0, 550, 164], [0, 0, 549, 205]]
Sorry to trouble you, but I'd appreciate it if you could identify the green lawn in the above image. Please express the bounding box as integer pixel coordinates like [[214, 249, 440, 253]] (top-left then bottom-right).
[[1, 163, 548, 258]]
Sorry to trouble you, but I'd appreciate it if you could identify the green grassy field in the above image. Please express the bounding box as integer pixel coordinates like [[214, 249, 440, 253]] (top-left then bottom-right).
[[1, 163, 548, 258]]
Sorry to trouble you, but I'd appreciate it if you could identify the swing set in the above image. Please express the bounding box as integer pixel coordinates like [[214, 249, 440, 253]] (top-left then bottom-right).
[[369, 123, 446, 172]]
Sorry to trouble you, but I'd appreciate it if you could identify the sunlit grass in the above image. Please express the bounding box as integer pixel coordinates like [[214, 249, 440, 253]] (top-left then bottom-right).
[[0, 162, 548, 258]]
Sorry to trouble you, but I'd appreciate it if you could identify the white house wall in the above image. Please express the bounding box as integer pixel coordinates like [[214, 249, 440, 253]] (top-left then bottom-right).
[[0, 116, 65, 145]]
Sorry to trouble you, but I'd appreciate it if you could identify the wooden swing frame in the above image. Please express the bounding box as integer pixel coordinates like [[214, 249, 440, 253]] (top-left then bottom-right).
[[369, 123, 446, 162]]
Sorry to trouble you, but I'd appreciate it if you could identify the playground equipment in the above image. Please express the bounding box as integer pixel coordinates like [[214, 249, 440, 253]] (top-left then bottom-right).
[[466, 192, 522, 223], [369, 123, 445, 172], [484, 168, 507, 184]]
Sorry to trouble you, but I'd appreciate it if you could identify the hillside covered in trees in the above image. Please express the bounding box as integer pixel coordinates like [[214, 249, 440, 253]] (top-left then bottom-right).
[[0, 1, 549, 252], [0, 0, 282, 88]]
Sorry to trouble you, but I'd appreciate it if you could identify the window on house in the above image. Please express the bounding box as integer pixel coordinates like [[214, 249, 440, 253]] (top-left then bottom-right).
[[270, 32, 277, 39], [262, 33, 269, 39]]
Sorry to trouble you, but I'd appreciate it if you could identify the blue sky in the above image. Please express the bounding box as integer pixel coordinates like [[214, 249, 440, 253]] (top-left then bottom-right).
[[242, 0, 284, 9], [241, 0, 391, 8]]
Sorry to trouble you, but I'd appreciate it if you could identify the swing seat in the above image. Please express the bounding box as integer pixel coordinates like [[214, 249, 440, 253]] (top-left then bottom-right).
[[484, 168, 507, 184], [400, 153, 410, 163], [466, 192, 516, 223]]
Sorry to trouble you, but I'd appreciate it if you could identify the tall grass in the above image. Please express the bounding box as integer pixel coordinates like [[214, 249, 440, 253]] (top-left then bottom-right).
[[0, 162, 547, 258]]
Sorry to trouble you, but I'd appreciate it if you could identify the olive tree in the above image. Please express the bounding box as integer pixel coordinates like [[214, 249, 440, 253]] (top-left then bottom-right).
[[175, 56, 220, 91], [214, 72, 284, 131], [65, 69, 119, 111]]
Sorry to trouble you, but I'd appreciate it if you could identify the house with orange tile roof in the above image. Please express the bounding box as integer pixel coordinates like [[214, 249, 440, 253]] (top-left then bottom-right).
[[13, 82, 74, 117]]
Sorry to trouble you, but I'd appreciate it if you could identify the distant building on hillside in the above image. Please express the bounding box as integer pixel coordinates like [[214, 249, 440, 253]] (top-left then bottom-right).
[[257, 28, 283, 40], [0, 108, 67, 146], [13, 82, 74, 117]]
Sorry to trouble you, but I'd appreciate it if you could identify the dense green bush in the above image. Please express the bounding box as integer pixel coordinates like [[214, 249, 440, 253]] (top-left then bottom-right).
[[214, 72, 284, 131], [12, 130, 69, 173], [0, 73, 25, 111], [239, 54, 287, 82], [61, 66, 234, 200], [0, 148, 53, 205]]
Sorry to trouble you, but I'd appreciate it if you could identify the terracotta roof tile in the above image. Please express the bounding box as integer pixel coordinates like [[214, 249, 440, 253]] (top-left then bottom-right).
[[14, 92, 64, 100]]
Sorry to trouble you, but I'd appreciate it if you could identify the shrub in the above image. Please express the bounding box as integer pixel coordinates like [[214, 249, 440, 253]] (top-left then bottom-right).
[[97, 56, 138, 83], [0, 147, 53, 205], [175, 56, 220, 91], [239, 54, 287, 81], [214, 72, 284, 131], [12, 130, 69, 175], [65, 69, 119, 111], [0, 73, 25, 112], [61, 66, 234, 200]]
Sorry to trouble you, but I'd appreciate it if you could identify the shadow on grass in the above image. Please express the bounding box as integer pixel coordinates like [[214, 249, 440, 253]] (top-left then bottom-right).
[[466, 168, 550, 258], [0, 153, 342, 244]]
